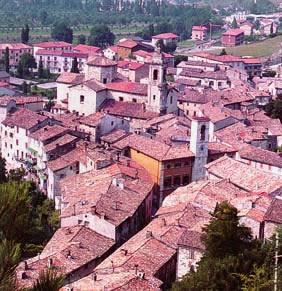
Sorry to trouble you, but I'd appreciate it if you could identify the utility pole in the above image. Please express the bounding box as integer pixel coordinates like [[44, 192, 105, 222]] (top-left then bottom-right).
[[274, 231, 281, 291]]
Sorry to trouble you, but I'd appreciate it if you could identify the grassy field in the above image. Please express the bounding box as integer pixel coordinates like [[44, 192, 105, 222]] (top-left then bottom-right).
[[211, 35, 282, 57], [0, 24, 142, 43], [178, 39, 195, 49]]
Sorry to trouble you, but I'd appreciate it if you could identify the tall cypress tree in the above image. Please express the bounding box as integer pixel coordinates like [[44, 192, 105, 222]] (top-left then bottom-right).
[[70, 57, 79, 73], [4, 47, 9, 73], [38, 59, 44, 78]]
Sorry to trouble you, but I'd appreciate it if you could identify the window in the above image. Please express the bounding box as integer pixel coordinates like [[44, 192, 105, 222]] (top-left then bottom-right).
[[189, 249, 195, 259], [80, 95, 85, 104], [111, 121, 114, 126], [174, 162, 181, 168], [184, 161, 190, 166], [153, 69, 158, 80], [173, 175, 181, 187], [16, 150, 19, 157], [170, 95, 173, 104], [103, 78, 107, 84], [9, 133, 13, 138], [132, 98, 137, 103], [183, 175, 190, 185], [4, 131, 7, 136], [16, 140, 19, 146], [119, 97, 124, 102], [218, 81, 222, 87], [179, 101, 183, 105], [186, 110, 189, 115], [10, 144, 12, 149], [5, 142, 7, 148], [166, 164, 171, 169], [164, 176, 172, 188], [121, 120, 124, 125], [153, 95, 156, 101], [200, 125, 206, 141], [16, 126, 19, 133]]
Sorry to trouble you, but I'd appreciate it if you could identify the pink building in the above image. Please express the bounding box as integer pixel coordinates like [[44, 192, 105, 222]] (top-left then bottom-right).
[[191, 26, 208, 41], [0, 43, 33, 70], [221, 29, 244, 47]]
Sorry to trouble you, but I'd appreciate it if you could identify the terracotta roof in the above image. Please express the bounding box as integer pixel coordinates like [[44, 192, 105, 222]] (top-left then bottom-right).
[[47, 146, 86, 172], [82, 78, 106, 92], [60, 158, 154, 226], [73, 44, 100, 55], [106, 81, 147, 96], [16, 225, 115, 289], [34, 41, 72, 48], [36, 49, 88, 58], [29, 125, 69, 142], [117, 40, 138, 49], [264, 198, 282, 224], [205, 156, 282, 195], [238, 144, 282, 168], [2, 108, 48, 129], [192, 26, 207, 31], [79, 112, 105, 127], [56, 72, 84, 85], [152, 33, 179, 39], [178, 229, 204, 250], [113, 134, 194, 161], [0, 43, 32, 50], [44, 134, 79, 153], [101, 129, 131, 144], [100, 99, 158, 120], [179, 69, 228, 80], [222, 28, 244, 36], [87, 56, 117, 67], [106, 45, 119, 53]]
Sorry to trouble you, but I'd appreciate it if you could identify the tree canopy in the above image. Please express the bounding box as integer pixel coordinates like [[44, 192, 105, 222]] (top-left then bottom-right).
[[88, 25, 115, 48], [172, 202, 281, 291], [51, 22, 73, 43]]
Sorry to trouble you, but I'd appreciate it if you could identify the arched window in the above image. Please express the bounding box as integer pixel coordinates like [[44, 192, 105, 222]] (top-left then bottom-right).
[[153, 69, 158, 81], [209, 81, 214, 87], [200, 125, 206, 141]]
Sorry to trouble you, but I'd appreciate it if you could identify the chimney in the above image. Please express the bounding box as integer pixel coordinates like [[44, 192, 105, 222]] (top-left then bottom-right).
[[47, 258, 53, 268], [91, 205, 96, 214], [92, 272, 97, 282], [24, 261, 28, 271], [146, 230, 153, 238], [134, 264, 138, 275], [66, 250, 71, 259]]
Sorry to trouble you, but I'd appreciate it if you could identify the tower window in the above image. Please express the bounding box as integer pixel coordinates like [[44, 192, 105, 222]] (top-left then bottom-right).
[[153, 69, 158, 81], [153, 95, 156, 101], [80, 95, 85, 103], [200, 125, 206, 141]]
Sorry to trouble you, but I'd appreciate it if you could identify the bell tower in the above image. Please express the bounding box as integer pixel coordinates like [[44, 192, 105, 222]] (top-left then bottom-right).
[[146, 49, 169, 114], [190, 116, 210, 181]]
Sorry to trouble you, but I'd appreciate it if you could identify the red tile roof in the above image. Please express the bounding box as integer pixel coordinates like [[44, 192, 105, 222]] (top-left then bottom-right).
[[100, 99, 157, 120], [36, 49, 88, 58], [73, 44, 100, 55], [87, 56, 117, 67], [152, 33, 179, 39], [0, 43, 32, 50], [2, 108, 48, 129], [106, 81, 147, 95], [34, 41, 72, 48], [222, 28, 244, 36], [56, 72, 84, 84], [117, 40, 138, 49], [192, 26, 207, 31]]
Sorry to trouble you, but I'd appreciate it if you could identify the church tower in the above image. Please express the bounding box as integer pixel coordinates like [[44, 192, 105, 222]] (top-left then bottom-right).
[[146, 49, 169, 115], [190, 116, 210, 181]]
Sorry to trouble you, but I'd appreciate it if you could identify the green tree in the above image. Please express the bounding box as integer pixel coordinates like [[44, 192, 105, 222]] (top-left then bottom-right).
[[0, 156, 7, 183], [265, 99, 282, 122], [38, 59, 44, 79], [70, 57, 79, 73], [88, 25, 115, 48], [0, 240, 21, 291], [27, 269, 64, 291], [4, 47, 9, 73], [172, 202, 265, 291], [18, 53, 37, 77], [78, 34, 86, 44], [231, 17, 238, 29], [51, 22, 73, 43], [21, 24, 30, 44]]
